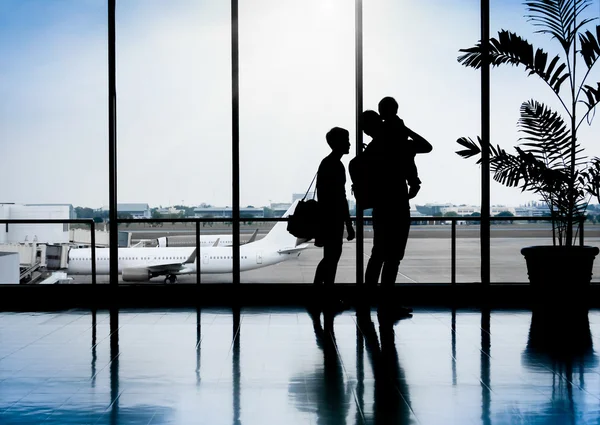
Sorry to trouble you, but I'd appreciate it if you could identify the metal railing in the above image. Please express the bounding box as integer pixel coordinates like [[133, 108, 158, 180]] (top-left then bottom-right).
[[121, 214, 588, 285], [0, 215, 588, 285], [406, 215, 586, 285]]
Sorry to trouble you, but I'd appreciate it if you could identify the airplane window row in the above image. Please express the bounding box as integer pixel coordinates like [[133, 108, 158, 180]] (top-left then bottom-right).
[[74, 255, 248, 261], [74, 256, 188, 261]]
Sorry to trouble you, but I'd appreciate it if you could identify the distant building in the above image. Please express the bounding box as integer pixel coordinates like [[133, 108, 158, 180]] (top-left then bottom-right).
[[513, 205, 551, 217], [270, 203, 292, 217], [415, 204, 520, 217], [0, 203, 73, 244], [193, 207, 264, 219], [409, 208, 429, 225], [156, 207, 183, 216], [440, 206, 480, 216], [416, 203, 454, 215], [116, 203, 151, 219], [292, 193, 315, 202]]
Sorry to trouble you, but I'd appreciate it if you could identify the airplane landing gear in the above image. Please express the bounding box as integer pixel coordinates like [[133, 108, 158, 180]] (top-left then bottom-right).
[[164, 275, 177, 284]]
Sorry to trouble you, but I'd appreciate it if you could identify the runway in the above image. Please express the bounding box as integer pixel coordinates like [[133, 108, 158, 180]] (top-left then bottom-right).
[[125, 224, 600, 244], [68, 235, 600, 284]]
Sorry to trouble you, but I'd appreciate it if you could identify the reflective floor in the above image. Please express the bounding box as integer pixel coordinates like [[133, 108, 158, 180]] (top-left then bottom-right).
[[1, 307, 600, 424]]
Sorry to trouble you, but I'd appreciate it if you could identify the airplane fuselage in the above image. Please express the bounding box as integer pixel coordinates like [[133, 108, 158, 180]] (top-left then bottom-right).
[[67, 241, 301, 276]]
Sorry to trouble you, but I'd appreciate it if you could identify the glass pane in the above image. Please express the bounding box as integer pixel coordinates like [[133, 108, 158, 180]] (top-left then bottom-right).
[[115, 0, 232, 284], [238, 0, 355, 283], [364, 0, 481, 284], [0, 0, 108, 284], [489, 0, 600, 284]]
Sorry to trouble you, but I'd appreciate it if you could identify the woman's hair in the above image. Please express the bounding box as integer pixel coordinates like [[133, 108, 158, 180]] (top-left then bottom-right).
[[326, 127, 349, 148]]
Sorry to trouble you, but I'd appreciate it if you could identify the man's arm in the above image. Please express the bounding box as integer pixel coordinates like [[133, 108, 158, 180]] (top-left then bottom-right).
[[406, 127, 432, 154]]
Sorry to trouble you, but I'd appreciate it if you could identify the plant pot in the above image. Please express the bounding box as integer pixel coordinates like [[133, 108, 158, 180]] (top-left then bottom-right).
[[521, 245, 599, 309]]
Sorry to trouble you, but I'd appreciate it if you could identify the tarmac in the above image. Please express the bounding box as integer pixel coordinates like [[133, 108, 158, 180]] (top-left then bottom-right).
[[69, 234, 600, 284], [124, 223, 600, 242]]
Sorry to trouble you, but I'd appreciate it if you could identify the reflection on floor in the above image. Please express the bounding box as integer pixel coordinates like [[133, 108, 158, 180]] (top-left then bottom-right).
[[1, 307, 599, 424]]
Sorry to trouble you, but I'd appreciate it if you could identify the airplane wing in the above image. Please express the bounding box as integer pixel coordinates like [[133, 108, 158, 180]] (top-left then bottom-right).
[[147, 263, 188, 273], [147, 249, 197, 273]]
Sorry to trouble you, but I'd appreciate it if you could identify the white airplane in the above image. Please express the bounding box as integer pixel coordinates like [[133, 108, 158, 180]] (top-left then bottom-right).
[[155, 228, 260, 248], [67, 201, 310, 283]]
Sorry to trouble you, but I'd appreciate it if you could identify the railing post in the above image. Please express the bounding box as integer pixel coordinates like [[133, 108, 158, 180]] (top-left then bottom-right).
[[579, 216, 584, 246], [196, 221, 201, 285], [91, 220, 96, 285], [451, 219, 456, 285]]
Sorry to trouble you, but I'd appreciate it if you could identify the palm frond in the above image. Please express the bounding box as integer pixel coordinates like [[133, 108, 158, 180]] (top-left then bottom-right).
[[581, 82, 600, 111], [458, 30, 570, 95], [516, 100, 577, 169], [517, 147, 571, 193], [455, 136, 502, 164], [489, 149, 527, 188], [581, 157, 600, 202], [579, 25, 600, 69], [524, 0, 594, 52], [455, 137, 481, 160]]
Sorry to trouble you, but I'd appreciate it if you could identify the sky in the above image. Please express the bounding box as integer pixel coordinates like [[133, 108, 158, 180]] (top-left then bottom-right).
[[1, 0, 599, 209]]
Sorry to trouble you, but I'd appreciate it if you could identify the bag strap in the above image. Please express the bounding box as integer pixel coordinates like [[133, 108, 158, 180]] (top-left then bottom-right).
[[303, 171, 318, 201]]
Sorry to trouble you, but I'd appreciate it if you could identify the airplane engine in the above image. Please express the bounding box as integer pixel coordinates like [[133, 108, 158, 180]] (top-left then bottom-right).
[[122, 268, 152, 282]]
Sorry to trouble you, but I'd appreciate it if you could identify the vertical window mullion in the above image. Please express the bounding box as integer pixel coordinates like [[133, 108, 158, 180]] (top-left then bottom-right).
[[231, 0, 240, 284], [355, 0, 364, 286]]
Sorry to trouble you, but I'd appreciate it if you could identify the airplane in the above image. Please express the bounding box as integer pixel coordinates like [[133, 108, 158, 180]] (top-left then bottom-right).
[[66, 201, 310, 283], [155, 228, 260, 248]]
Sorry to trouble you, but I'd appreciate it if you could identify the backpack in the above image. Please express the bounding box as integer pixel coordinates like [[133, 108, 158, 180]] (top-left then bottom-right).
[[349, 144, 376, 210]]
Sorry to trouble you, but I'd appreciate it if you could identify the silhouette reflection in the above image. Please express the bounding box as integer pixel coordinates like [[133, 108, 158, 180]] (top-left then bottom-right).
[[289, 307, 352, 425], [356, 306, 413, 425], [524, 308, 595, 364], [91, 308, 97, 387], [233, 306, 241, 425], [109, 308, 119, 425], [520, 308, 598, 424], [196, 308, 201, 386], [103, 309, 174, 425], [480, 309, 491, 425]]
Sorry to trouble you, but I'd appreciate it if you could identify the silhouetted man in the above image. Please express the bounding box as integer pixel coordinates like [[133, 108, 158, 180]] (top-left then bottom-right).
[[361, 109, 431, 317], [314, 127, 355, 286]]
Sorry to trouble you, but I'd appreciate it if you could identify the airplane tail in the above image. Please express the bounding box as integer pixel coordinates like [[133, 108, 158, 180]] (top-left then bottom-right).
[[260, 200, 304, 248]]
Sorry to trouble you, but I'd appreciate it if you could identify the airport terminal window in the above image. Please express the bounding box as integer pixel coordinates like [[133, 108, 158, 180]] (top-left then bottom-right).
[[115, 0, 232, 284], [238, 0, 354, 283], [1, 1, 110, 283], [360, 0, 481, 283]]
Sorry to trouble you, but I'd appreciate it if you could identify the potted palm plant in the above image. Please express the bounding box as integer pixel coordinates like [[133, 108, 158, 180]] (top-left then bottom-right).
[[455, 0, 600, 303]]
